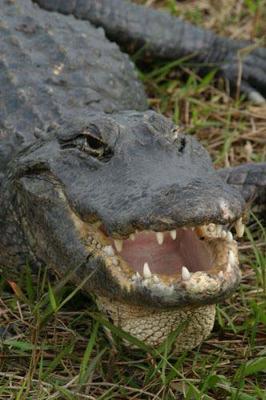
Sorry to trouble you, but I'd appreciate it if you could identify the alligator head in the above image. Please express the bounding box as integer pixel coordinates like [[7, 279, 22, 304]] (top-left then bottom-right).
[[9, 110, 245, 351]]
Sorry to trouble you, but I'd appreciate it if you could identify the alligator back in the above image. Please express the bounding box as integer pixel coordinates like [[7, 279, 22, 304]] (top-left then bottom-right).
[[0, 0, 147, 148]]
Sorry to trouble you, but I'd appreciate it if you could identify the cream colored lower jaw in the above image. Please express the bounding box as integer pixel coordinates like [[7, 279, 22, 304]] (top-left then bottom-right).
[[97, 296, 216, 353]]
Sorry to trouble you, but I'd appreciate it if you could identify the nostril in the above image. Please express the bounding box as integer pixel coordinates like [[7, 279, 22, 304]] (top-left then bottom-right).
[[177, 137, 186, 153]]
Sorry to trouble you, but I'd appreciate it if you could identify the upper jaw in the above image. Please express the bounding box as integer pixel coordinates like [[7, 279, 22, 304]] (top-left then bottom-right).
[[89, 176, 246, 239]]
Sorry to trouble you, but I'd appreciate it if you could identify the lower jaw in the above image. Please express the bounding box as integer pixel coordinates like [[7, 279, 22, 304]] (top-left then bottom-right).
[[97, 296, 216, 352], [77, 220, 243, 348]]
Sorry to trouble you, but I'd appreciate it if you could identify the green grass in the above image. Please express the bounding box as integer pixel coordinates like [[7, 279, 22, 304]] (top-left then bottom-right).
[[1, 1, 266, 399], [0, 222, 265, 399]]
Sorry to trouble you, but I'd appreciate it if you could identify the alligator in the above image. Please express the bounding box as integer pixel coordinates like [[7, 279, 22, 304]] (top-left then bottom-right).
[[0, 0, 265, 353]]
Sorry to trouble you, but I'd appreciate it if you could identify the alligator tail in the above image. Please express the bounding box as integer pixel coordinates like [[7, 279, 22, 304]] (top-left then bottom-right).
[[33, 0, 216, 62]]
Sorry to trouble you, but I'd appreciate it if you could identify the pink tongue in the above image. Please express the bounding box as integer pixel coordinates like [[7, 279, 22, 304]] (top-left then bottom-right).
[[118, 229, 213, 275]]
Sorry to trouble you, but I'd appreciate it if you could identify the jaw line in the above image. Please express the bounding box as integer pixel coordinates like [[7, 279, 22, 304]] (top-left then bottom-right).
[[71, 214, 243, 307]]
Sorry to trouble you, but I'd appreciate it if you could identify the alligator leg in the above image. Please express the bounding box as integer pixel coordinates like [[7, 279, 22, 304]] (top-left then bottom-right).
[[33, 0, 266, 104], [218, 163, 266, 213]]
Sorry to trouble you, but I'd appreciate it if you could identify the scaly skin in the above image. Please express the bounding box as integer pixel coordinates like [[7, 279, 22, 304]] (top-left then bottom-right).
[[218, 163, 266, 211], [34, 0, 266, 104], [0, 0, 265, 351], [97, 297, 216, 352]]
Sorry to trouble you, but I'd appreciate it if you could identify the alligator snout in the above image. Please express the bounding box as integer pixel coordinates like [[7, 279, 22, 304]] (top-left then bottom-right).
[[10, 110, 246, 352], [52, 112, 245, 236]]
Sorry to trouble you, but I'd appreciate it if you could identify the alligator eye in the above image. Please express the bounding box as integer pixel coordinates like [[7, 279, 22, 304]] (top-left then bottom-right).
[[76, 134, 106, 157], [61, 134, 113, 161]]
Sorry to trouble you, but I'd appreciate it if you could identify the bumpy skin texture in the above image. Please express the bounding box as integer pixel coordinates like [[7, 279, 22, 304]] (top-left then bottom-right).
[[0, 0, 146, 144], [218, 164, 266, 223], [34, 0, 266, 104], [218, 163, 266, 209], [0, 0, 265, 351], [98, 297, 216, 352]]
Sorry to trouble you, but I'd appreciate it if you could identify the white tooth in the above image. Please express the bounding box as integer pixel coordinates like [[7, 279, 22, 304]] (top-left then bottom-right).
[[216, 225, 222, 236], [181, 266, 191, 281], [221, 230, 227, 239], [156, 232, 164, 245], [227, 231, 233, 242], [153, 275, 160, 283], [235, 218, 245, 238], [208, 223, 216, 232], [114, 239, 123, 252], [103, 245, 115, 257], [218, 271, 224, 279], [129, 233, 136, 241], [136, 271, 141, 279], [228, 250, 235, 266], [143, 262, 152, 278], [170, 230, 177, 240]]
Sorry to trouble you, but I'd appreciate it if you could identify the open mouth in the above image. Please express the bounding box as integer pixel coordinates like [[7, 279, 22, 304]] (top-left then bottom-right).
[[66, 210, 245, 350], [80, 216, 245, 303]]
